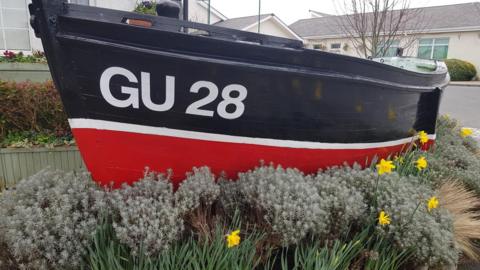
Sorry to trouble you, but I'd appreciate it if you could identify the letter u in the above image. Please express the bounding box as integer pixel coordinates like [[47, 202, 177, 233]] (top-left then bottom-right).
[[141, 72, 175, 112]]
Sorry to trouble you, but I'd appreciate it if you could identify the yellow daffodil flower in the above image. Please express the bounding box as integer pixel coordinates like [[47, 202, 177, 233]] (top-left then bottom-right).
[[427, 196, 439, 212], [226, 230, 241, 248], [376, 159, 396, 175], [416, 156, 428, 171], [418, 131, 429, 145], [461, 128, 474, 138], [378, 211, 391, 226]]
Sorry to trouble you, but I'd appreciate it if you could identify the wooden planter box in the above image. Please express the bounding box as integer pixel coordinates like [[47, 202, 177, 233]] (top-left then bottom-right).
[[0, 147, 85, 190], [0, 62, 51, 82]]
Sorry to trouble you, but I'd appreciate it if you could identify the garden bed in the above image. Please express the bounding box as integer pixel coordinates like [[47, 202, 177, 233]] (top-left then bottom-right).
[[1, 116, 480, 270]]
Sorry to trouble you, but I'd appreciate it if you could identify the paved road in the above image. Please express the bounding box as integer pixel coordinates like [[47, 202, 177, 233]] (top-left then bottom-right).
[[440, 85, 480, 141]]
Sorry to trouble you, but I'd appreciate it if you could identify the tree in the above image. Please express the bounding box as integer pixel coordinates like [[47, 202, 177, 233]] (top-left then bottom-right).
[[334, 0, 427, 58]]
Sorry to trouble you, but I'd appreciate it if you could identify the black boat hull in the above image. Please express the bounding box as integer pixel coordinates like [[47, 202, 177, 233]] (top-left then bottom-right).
[[29, 0, 447, 186]]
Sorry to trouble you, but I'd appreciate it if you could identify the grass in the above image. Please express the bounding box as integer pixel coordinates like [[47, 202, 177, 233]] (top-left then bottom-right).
[[439, 181, 480, 261], [84, 213, 269, 270]]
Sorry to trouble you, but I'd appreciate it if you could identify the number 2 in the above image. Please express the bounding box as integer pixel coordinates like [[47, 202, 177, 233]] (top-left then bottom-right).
[[186, 81, 218, 117], [186, 82, 248, 120]]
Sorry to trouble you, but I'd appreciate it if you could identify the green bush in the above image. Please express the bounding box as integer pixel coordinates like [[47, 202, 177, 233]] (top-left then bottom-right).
[[445, 59, 477, 81], [0, 80, 70, 147]]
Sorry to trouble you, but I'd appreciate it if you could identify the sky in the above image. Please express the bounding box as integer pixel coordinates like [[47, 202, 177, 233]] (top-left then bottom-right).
[[210, 0, 477, 24]]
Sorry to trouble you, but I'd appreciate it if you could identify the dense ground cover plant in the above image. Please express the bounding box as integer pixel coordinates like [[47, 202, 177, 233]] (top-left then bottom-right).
[[423, 116, 480, 193], [0, 170, 105, 269], [1, 116, 479, 269], [109, 172, 183, 257]]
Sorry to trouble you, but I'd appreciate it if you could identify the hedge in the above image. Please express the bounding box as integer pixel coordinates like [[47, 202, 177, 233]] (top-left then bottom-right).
[[444, 59, 477, 81], [0, 80, 71, 147]]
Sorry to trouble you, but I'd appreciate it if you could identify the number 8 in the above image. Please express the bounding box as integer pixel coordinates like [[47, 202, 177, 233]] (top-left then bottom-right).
[[217, 84, 248, 120]]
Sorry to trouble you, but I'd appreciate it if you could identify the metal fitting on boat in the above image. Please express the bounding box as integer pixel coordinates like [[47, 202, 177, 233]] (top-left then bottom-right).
[[156, 0, 182, 19]]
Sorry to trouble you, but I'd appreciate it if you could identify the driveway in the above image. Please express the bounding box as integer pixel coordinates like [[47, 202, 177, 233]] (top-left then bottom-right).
[[440, 85, 480, 141]]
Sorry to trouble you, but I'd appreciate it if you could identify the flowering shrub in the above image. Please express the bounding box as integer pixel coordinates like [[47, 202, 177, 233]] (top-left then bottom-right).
[[0, 169, 104, 269], [109, 171, 183, 257], [0, 51, 47, 63], [134, 1, 157, 15], [424, 116, 480, 193]]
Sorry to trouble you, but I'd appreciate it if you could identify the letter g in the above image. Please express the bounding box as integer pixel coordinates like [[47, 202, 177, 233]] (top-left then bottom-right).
[[100, 67, 139, 108]]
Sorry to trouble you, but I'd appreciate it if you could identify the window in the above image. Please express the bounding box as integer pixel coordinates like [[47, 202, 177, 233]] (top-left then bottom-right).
[[376, 40, 400, 57], [417, 38, 449, 60], [0, 0, 31, 50], [329, 43, 341, 53], [313, 44, 326, 50], [69, 0, 90, 5], [330, 43, 341, 49]]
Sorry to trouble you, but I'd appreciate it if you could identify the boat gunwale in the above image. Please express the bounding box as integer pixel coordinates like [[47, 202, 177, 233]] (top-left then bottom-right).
[[61, 3, 449, 80], [57, 32, 449, 92]]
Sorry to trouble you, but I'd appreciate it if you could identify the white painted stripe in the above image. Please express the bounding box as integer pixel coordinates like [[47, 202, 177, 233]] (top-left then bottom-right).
[[68, 118, 436, 150]]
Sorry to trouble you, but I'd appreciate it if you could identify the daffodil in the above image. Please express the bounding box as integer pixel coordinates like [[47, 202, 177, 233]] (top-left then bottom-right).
[[461, 128, 474, 138], [376, 159, 396, 175], [418, 131, 429, 145], [378, 211, 391, 226], [416, 156, 428, 171], [226, 230, 241, 248], [427, 196, 439, 212]]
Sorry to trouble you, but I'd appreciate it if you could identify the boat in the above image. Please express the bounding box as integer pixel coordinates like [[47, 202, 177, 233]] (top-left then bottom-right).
[[29, 0, 449, 187]]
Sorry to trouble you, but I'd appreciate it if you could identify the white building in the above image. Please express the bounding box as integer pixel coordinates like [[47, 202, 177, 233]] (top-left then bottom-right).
[[0, 0, 227, 53], [290, 2, 480, 72], [214, 14, 303, 42]]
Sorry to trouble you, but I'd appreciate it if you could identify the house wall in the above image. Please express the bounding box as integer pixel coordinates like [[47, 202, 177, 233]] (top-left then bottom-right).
[[306, 31, 480, 73], [244, 18, 297, 40], [187, 0, 222, 24], [92, 0, 136, 11]]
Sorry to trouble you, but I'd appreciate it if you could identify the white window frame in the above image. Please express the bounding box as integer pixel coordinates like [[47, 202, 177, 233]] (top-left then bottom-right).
[[68, 0, 90, 5], [330, 43, 341, 50], [417, 38, 450, 60], [0, 0, 31, 51]]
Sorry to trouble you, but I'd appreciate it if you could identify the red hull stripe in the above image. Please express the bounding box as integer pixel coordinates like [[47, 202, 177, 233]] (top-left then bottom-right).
[[70, 119, 435, 187], [69, 119, 435, 150]]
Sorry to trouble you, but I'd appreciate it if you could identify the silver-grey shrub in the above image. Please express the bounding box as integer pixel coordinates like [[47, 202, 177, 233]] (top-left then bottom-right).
[[109, 172, 183, 257], [175, 167, 220, 215], [0, 169, 104, 270], [308, 166, 367, 238], [237, 165, 329, 246], [330, 165, 458, 267], [424, 116, 480, 194]]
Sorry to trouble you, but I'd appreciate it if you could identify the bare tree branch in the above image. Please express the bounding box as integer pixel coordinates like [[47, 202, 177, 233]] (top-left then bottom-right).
[[334, 0, 428, 58]]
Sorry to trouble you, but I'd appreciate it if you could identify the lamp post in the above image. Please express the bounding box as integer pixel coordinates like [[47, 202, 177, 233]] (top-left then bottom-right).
[[258, 0, 261, 33], [208, 0, 211, 24]]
